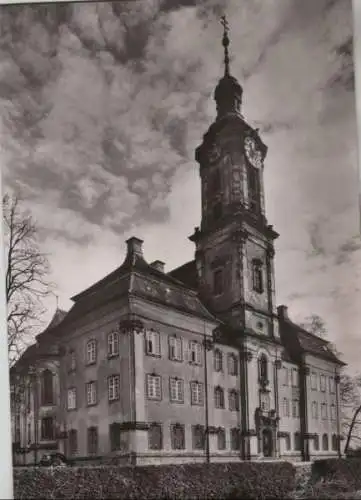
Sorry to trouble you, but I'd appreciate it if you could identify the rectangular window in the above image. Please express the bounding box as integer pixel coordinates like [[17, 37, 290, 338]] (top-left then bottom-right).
[[69, 350, 76, 372], [311, 372, 317, 390], [314, 435, 320, 451], [145, 330, 161, 356], [189, 341, 202, 365], [229, 390, 240, 411], [321, 403, 328, 419], [329, 376, 336, 394], [169, 336, 182, 361], [170, 424, 185, 450], [252, 260, 263, 294], [320, 374, 326, 392], [213, 269, 223, 295], [311, 401, 318, 419], [214, 349, 223, 372], [67, 387, 77, 410], [148, 423, 163, 450], [109, 422, 121, 451], [107, 332, 119, 357], [192, 425, 205, 450], [282, 367, 289, 386], [294, 432, 301, 451], [68, 429, 78, 456], [331, 404, 336, 421], [230, 428, 240, 450], [86, 381, 97, 406], [217, 428, 226, 450], [228, 354, 238, 376], [108, 375, 120, 402], [41, 417, 54, 441], [86, 339, 97, 365], [292, 399, 299, 418], [27, 422, 31, 445], [283, 398, 290, 417], [291, 368, 299, 387], [146, 374, 162, 400], [215, 387, 225, 409], [170, 378, 184, 403], [87, 426, 98, 455], [190, 381, 204, 406]]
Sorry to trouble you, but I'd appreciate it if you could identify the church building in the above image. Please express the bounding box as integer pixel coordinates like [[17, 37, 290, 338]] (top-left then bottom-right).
[[11, 20, 344, 466]]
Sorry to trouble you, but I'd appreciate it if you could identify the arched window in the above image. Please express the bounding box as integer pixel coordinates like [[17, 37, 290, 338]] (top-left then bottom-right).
[[258, 354, 268, 383], [248, 166, 261, 213], [214, 349, 223, 372], [332, 434, 338, 451], [41, 369, 53, 405], [214, 386, 225, 409], [228, 354, 238, 376], [252, 259, 264, 294], [314, 435, 319, 451], [322, 433, 329, 451]]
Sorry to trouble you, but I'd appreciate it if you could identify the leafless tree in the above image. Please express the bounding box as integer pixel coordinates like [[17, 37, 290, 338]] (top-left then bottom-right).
[[3, 194, 53, 366]]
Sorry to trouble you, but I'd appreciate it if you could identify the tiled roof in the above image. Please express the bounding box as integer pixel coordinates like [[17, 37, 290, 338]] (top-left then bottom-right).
[[279, 317, 345, 366], [57, 253, 216, 328], [168, 260, 198, 289]]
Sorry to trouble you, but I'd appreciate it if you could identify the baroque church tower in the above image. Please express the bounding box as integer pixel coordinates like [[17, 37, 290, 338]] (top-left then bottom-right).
[[190, 17, 279, 341]]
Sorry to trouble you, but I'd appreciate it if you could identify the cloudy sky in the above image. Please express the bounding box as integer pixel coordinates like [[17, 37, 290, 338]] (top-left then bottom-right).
[[0, 0, 359, 370]]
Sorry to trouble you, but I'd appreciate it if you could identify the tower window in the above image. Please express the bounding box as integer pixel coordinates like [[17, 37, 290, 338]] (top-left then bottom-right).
[[258, 354, 268, 383], [213, 269, 224, 296], [252, 260, 264, 294], [209, 169, 221, 195], [248, 166, 261, 212], [212, 201, 223, 221]]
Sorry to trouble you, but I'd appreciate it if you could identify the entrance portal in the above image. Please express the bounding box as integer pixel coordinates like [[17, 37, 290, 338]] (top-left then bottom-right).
[[262, 428, 273, 457]]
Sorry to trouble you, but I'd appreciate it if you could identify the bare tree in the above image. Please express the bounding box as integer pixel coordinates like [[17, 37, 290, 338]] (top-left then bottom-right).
[[3, 194, 53, 366]]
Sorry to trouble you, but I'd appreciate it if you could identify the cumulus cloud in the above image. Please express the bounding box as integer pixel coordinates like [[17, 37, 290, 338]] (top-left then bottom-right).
[[0, 0, 359, 370]]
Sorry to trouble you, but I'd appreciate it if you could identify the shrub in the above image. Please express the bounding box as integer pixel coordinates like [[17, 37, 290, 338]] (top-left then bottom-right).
[[312, 458, 361, 492], [14, 461, 296, 499]]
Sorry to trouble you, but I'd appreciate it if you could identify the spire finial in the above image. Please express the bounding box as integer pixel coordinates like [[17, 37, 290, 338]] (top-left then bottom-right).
[[220, 14, 230, 76]]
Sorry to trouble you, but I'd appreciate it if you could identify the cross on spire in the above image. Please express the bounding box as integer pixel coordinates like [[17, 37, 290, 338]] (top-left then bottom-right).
[[220, 15, 230, 76]]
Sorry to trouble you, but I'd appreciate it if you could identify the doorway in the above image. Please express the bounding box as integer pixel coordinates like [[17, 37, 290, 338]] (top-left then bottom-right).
[[262, 428, 273, 457]]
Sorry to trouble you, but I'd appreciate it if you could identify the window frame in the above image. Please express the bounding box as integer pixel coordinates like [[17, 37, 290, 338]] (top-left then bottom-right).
[[192, 424, 205, 450], [41, 416, 54, 441], [228, 353, 238, 376], [107, 331, 119, 358], [148, 422, 163, 450], [214, 386, 225, 409], [86, 381, 97, 407], [67, 387, 77, 411], [170, 423, 185, 450], [108, 375, 120, 402], [87, 426, 98, 455], [189, 341, 202, 365], [217, 428, 226, 450], [229, 389, 240, 412], [145, 329, 161, 357], [214, 349, 223, 372], [169, 377, 184, 404], [169, 335, 182, 362], [213, 268, 224, 296], [252, 259, 264, 294], [86, 339, 97, 365], [146, 373, 162, 401], [190, 381, 204, 406]]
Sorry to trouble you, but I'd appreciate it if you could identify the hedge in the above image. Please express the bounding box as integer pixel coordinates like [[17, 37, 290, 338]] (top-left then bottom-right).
[[14, 461, 296, 499], [312, 458, 361, 491]]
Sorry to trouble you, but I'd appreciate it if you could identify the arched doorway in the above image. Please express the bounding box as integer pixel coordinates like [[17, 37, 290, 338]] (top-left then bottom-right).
[[262, 428, 273, 457]]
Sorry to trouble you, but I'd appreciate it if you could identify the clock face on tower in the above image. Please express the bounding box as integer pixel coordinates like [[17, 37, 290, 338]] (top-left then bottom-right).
[[244, 136, 263, 169]]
